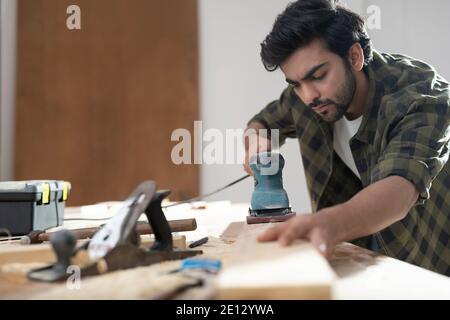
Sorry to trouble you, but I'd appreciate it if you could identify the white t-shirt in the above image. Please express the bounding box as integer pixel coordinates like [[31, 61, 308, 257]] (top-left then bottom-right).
[[333, 115, 363, 180]]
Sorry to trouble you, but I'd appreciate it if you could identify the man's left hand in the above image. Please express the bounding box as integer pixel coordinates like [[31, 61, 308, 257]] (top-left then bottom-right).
[[257, 213, 337, 259]]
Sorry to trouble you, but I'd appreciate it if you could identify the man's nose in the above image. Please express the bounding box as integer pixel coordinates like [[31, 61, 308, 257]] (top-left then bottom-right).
[[298, 83, 320, 106]]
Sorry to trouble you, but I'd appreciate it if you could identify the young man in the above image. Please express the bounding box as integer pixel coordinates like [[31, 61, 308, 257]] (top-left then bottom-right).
[[244, 0, 450, 276]]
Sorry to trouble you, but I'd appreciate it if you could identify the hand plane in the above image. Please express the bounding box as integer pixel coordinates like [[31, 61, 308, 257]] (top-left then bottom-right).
[[27, 181, 202, 282]]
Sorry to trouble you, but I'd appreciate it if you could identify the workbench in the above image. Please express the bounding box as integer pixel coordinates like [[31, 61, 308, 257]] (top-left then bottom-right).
[[1, 201, 449, 299]]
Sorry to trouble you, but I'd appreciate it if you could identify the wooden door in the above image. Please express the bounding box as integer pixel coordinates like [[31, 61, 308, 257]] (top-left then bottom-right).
[[15, 0, 199, 205]]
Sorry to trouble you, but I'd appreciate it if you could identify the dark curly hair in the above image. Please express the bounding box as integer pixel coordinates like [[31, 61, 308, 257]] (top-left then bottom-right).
[[260, 0, 373, 71]]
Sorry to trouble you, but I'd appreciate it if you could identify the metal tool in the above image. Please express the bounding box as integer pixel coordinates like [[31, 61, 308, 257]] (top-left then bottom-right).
[[27, 181, 202, 282], [188, 236, 209, 248], [247, 152, 296, 224]]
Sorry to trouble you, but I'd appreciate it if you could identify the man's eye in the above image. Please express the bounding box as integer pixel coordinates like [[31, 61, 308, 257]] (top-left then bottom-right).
[[311, 73, 326, 80]]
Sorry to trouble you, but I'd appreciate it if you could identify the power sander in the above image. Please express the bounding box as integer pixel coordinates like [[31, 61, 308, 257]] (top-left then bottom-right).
[[247, 152, 296, 224]]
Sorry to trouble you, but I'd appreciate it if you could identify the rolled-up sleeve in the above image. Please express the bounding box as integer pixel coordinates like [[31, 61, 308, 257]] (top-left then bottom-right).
[[371, 102, 450, 205]]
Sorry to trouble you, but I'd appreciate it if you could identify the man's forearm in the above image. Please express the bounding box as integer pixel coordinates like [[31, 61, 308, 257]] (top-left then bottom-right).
[[316, 175, 420, 244], [244, 121, 271, 150]]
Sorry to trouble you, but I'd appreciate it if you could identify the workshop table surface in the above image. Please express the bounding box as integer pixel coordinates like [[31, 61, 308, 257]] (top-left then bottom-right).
[[0, 201, 449, 299]]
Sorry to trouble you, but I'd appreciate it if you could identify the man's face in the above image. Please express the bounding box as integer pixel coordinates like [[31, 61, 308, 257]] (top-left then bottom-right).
[[280, 39, 356, 123]]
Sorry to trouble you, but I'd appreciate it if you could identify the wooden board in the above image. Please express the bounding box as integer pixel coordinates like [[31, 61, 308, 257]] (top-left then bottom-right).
[[217, 224, 336, 300], [15, 0, 199, 205]]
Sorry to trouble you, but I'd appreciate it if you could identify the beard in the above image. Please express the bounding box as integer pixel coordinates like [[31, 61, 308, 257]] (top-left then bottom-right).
[[309, 59, 356, 123]]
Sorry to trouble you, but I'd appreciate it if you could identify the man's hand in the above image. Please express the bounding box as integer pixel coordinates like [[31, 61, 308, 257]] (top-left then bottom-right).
[[257, 213, 336, 258], [243, 122, 271, 175], [257, 176, 419, 258]]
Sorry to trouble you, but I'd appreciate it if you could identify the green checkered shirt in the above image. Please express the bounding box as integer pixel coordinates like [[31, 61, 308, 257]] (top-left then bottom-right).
[[249, 50, 450, 276]]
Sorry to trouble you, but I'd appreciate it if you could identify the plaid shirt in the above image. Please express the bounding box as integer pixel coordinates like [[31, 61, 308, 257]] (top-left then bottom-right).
[[249, 50, 450, 276]]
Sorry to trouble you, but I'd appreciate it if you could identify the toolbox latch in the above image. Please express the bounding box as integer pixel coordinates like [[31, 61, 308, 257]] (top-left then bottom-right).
[[42, 183, 50, 204], [62, 182, 69, 201]]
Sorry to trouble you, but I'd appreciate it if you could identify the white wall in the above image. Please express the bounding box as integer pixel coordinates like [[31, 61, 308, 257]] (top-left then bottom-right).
[[0, 0, 17, 181], [198, 0, 450, 211], [363, 0, 450, 79]]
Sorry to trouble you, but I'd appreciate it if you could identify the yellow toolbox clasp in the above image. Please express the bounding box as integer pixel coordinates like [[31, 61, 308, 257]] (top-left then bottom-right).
[[42, 183, 50, 204]]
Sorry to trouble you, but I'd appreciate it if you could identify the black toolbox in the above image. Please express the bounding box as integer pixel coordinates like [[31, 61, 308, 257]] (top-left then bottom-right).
[[0, 180, 71, 236]]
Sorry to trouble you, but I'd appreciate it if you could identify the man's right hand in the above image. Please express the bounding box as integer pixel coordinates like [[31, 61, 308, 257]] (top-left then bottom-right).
[[243, 122, 272, 175]]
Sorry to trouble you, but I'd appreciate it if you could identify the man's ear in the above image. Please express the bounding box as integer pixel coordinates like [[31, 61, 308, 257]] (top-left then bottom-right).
[[347, 43, 365, 71]]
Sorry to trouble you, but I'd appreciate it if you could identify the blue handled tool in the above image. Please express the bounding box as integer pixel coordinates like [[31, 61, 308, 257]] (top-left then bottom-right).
[[247, 152, 296, 224], [181, 258, 222, 272], [167, 258, 221, 274]]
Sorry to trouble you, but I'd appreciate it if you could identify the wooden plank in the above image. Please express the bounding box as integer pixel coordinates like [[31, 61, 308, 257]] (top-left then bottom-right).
[[0, 235, 186, 266], [217, 224, 336, 299], [220, 221, 245, 241]]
